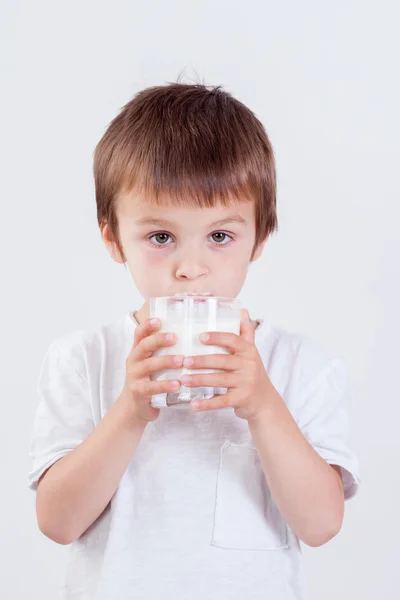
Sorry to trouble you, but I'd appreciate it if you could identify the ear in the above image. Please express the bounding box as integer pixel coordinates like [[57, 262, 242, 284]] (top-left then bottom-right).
[[101, 222, 125, 264], [250, 236, 268, 262]]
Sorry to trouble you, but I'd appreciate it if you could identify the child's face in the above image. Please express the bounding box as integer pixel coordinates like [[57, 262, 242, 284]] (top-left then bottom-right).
[[103, 189, 267, 301]]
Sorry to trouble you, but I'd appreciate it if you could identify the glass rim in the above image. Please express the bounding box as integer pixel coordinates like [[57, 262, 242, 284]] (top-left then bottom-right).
[[150, 295, 239, 304]]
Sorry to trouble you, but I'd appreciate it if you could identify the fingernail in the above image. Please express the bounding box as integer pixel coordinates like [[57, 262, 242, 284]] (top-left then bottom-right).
[[181, 375, 192, 384], [183, 357, 194, 367], [165, 333, 175, 342], [173, 355, 183, 365], [200, 333, 210, 342], [150, 318, 160, 326], [191, 400, 200, 410]]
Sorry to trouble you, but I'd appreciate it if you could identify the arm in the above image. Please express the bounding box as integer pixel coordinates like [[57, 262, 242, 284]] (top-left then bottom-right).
[[36, 394, 147, 545], [248, 389, 344, 547], [35, 317, 183, 545], [179, 310, 346, 547]]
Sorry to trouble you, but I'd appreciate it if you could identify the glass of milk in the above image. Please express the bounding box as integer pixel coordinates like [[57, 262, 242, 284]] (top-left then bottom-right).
[[150, 294, 241, 408]]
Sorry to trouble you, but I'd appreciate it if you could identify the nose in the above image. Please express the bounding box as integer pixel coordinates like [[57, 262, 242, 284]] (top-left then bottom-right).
[[175, 254, 208, 281]]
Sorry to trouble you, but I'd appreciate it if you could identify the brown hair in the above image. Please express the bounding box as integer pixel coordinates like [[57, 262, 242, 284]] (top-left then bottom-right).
[[93, 82, 278, 262]]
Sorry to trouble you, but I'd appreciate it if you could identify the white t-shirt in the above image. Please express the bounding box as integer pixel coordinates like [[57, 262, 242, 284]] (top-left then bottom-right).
[[28, 311, 361, 600]]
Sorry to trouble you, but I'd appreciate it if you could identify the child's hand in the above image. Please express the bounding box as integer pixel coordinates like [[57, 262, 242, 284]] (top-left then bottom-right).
[[179, 309, 275, 422], [119, 318, 183, 423]]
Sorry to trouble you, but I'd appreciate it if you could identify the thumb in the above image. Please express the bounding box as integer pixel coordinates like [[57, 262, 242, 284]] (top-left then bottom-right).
[[240, 308, 255, 343]]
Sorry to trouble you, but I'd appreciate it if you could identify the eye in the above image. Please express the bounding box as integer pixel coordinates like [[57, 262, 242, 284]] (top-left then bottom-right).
[[149, 233, 172, 246], [147, 231, 234, 248], [210, 232, 233, 245]]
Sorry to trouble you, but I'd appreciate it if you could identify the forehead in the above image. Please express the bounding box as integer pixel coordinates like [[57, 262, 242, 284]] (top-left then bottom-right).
[[116, 190, 255, 228]]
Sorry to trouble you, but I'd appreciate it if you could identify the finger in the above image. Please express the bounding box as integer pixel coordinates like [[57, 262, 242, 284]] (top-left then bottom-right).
[[180, 371, 239, 389], [133, 318, 161, 349], [190, 392, 236, 411], [134, 378, 182, 397], [182, 353, 242, 371], [134, 330, 177, 360], [240, 308, 255, 344], [135, 354, 184, 378], [200, 331, 248, 354]]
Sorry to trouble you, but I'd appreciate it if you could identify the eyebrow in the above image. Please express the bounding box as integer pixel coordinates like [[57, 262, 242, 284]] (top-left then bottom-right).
[[134, 214, 248, 229]]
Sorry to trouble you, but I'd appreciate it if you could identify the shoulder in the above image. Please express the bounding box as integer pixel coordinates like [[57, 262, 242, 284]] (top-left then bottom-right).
[[44, 312, 133, 379], [256, 318, 347, 396]]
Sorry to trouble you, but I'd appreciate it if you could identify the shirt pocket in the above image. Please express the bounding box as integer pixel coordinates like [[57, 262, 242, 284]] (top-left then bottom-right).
[[211, 440, 289, 550]]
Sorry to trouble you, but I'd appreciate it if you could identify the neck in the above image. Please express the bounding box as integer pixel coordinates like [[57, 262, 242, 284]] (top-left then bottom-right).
[[133, 301, 150, 325]]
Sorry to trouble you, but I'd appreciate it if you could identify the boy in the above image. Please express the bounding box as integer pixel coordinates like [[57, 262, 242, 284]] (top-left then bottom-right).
[[28, 82, 360, 600]]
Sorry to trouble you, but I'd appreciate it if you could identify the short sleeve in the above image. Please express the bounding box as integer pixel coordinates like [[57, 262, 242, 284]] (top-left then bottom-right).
[[28, 342, 95, 490], [295, 356, 361, 500]]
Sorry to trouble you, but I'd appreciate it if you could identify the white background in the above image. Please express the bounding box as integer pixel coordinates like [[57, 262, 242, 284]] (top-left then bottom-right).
[[2, 1, 399, 598]]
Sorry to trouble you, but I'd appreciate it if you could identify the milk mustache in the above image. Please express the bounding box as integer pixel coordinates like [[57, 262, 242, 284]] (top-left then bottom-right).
[[150, 294, 241, 408]]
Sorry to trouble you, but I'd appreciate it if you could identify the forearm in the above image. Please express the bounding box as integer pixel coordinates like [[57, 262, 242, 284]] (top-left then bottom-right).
[[248, 387, 344, 547], [36, 393, 147, 545]]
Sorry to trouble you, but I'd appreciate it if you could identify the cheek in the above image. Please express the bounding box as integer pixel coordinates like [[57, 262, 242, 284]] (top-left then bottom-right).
[[130, 248, 172, 288], [218, 248, 249, 272], [141, 249, 165, 266], [214, 252, 249, 290], [127, 249, 169, 294], [222, 262, 248, 283], [132, 245, 169, 268]]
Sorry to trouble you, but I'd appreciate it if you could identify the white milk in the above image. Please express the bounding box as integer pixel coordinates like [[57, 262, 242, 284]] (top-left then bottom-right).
[[151, 317, 240, 382], [149, 295, 240, 407]]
